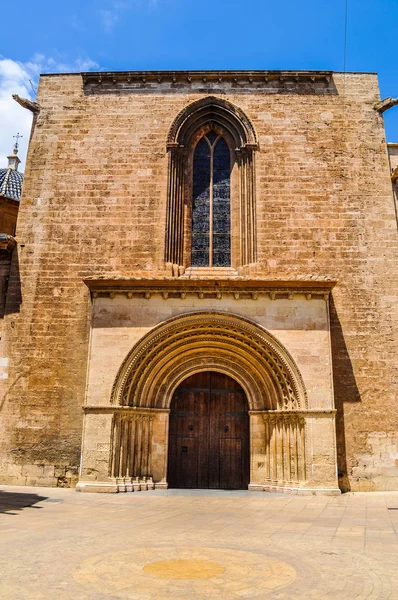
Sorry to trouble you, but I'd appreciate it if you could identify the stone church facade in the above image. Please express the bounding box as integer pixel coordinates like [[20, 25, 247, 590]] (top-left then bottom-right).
[[0, 70, 397, 493]]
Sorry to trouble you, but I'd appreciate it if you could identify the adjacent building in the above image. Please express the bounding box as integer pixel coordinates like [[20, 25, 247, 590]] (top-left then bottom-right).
[[0, 144, 23, 318]]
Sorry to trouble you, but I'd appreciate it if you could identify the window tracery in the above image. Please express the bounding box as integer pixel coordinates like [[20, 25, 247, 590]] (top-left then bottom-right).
[[192, 134, 231, 267]]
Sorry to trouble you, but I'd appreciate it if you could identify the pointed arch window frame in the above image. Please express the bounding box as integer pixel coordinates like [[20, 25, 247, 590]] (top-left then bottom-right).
[[165, 97, 258, 275]]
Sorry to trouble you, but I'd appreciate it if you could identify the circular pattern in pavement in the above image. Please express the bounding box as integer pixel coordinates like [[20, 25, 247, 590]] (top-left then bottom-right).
[[142, 558, 225, 580], [73, 546, 296, 598]]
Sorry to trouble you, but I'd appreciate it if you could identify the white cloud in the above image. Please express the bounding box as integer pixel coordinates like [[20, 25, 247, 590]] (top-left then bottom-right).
[[0, 55, 99, 170], [99, 1, 160, 33], [0, 59, 33, 170], [100, 9, 119, 32], [113, 2, 130, 11], [26, 53, 100, 75]]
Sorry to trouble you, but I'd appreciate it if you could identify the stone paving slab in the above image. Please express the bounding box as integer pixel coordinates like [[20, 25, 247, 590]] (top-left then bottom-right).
[[1, 486, 398, 599]]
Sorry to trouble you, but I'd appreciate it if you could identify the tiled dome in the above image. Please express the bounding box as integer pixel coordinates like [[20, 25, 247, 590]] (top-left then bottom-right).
[[0, 167, 24, 201]]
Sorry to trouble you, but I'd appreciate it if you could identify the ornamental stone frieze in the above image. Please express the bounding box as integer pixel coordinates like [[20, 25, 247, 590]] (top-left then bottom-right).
[[81, 70, 334, 93], [84, 277, 336, 302]]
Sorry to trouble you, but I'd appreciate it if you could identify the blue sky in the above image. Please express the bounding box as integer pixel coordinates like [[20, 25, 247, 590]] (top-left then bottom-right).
[[1, 0, 397, 167]]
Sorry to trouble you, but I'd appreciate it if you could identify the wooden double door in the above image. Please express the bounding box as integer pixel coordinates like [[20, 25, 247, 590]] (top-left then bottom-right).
[[168, 372, 250, 489]]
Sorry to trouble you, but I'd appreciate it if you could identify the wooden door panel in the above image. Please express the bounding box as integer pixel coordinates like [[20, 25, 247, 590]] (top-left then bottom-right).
[[208, 386, 219, 489], [168, 371, 249, 489], [168, 373, 209, 489], [219, 438, 242, 489], [210, 372, 249, 490], [177, 437, 199, 488]]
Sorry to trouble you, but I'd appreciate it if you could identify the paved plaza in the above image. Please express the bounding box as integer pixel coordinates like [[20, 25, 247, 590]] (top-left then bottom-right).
[[0, 486, 398, 599]]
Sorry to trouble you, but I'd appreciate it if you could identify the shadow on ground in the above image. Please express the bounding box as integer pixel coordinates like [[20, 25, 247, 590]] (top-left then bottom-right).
[[0, 490, 48, 515]]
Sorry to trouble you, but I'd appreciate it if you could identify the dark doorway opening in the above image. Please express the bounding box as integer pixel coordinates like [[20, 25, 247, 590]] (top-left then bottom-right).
[[168, 371, 250, 489]]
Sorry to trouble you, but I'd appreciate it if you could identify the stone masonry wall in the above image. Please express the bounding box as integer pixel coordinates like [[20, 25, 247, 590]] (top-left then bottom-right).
[[0, 72, 397, 490]]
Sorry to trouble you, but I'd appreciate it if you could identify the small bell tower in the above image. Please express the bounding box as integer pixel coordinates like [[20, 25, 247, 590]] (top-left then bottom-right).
[[7, 133, 22, 171]]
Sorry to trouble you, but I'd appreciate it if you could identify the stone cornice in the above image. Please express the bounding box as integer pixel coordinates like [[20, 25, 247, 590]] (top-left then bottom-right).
[[81, 70, 333, 87], [83, 277, 336, 301]]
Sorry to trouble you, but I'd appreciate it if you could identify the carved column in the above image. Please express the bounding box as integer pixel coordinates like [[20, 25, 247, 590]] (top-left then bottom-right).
[[263, 411, 307, 490], [165, 145, 185, 275], [110, 412, 155, 492], [237, 146, 257, 266]]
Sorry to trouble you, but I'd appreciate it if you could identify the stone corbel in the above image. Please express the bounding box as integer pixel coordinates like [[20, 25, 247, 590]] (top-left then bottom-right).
[[374, 97, 398, 113], [12, 94, 41, 114]]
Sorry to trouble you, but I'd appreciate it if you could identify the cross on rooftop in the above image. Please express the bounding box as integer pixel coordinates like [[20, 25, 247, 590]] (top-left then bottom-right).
[[13, 133, 23, 151]]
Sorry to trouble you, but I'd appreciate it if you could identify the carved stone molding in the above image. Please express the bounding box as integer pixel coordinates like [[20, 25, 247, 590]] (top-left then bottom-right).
[[166, 96, 258, 149], [84, 277, 336, 299], [254, 409, 337, 416], [81, 70, 333, 89], [83, 406, 170, 414], [110, 311, 308, 412], [91, 289, 333, 301]]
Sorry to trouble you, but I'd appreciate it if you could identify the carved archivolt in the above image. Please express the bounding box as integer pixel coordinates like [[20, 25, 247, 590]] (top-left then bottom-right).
[[111, 311, 307, 411], [165, 96, 258, 270]]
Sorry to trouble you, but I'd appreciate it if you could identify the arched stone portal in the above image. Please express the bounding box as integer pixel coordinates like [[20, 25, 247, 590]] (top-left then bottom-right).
[[78, 310, 339, 495]]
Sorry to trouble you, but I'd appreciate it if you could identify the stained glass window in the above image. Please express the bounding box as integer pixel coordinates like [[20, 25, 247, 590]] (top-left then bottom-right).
[[191, 133, 231, 267]]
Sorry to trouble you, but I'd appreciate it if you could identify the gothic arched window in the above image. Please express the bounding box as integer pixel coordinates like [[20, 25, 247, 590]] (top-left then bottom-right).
[[165, 97, 258, 275], [192, 133, 231, 267]]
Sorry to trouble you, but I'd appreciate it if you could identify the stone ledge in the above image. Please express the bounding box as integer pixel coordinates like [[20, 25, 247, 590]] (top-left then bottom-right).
[[76, 482, 119, 493], [80, 69, 334, 86], [263, 484, 341, 496], [83, 277, 337, 301]]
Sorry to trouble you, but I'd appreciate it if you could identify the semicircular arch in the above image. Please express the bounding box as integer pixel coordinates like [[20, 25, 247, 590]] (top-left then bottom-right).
[[111, 311, 307, 411]]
